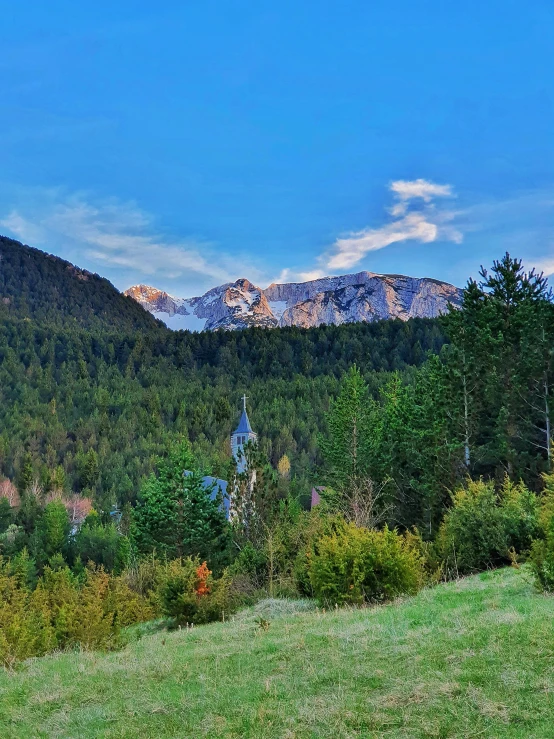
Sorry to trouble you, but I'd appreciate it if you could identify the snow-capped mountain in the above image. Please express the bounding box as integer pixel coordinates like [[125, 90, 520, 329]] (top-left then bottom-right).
[[124, 271, 462, 332]]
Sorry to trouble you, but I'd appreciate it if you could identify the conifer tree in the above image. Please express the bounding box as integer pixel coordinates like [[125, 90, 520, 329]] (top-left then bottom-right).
[[442, 253, 554, 484], [16, 453, 34, 495], [132, 441, 230, 566], [440, 279, 493, 472], [320, 365, 374, 492], [319, 366, 390, 527], [31, 501, 70, 568]]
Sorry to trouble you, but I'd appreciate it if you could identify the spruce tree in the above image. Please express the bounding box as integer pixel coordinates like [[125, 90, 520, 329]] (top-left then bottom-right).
[[319, 365, 374, 492], [132, 441, 230, 567]]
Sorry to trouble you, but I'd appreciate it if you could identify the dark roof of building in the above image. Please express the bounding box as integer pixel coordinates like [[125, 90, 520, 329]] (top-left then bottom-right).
[[234, 409, 254, 435]]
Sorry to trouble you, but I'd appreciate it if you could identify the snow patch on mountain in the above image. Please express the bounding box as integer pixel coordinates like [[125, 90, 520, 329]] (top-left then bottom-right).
[[268, 300, 288, 320], [154, 311, 206, 331]]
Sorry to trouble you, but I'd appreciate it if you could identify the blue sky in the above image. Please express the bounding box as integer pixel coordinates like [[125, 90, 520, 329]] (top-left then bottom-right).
[[1, 1, 553, 296]]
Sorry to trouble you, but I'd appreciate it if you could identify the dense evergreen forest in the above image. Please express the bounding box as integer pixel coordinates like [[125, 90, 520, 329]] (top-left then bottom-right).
[[0, 312, 444, 511], [2, 239, 554, 666], [1, 237, 553, 531]]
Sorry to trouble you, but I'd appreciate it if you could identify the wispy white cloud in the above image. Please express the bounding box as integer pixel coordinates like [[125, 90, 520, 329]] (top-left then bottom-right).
[[271, 267, 327, 285], [531, 255, 554, 277], [390, 178, 453, 202], [534, 257, 554, 277], [0, 190, 239, 288], [325, 178, 461, 271]]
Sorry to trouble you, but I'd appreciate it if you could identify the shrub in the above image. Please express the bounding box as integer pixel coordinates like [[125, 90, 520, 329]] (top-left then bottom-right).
[[227, 541, 268, 590], [438, 478, 539, 576], [529, 531, 554, 592], [0, 561, 55, 667], [156, 558, 201, 623], [152, 557, 238, 625], [291, 511, 348, 597], [500, 477, 540, 553], [308, 522, 425, 605], [528, 471, 554, 592], [538, 470, 554, 533], [226, 502, 340, 599], [0, 557, 154, 666]]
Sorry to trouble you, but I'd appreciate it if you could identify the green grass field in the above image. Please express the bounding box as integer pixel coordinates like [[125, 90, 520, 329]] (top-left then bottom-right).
[[1, 567, 554, 738]]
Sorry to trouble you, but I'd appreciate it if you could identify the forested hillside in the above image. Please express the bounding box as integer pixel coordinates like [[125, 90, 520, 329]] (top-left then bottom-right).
[[0, 238, 552, 535], [0, 313, 443, 511], [1, 249, 554, 671], [0, 236, 161, 332]]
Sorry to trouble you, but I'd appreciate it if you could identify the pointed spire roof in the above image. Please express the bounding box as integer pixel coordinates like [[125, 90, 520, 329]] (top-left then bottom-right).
[[234, 395, 254, 435]]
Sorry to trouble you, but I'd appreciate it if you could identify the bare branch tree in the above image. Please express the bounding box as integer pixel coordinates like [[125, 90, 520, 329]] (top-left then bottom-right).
[[338, 475, 392, 529], [0, 479, 20, 507]]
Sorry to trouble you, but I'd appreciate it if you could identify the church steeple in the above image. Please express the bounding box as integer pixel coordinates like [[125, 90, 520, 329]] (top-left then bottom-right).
[[231, 395, 257, 473]]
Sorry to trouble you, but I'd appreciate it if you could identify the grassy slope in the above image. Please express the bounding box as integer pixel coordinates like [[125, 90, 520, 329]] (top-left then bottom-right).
[[1, 568, 554, 738]]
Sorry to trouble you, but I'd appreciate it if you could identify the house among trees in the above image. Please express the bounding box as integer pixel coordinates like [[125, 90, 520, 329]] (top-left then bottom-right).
[[184, 472, 230, 518]]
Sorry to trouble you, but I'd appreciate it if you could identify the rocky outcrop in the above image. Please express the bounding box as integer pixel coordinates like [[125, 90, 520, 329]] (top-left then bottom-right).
[[124, 271, 462, 332], [191, 279, 278, 330], [123, 285, 190, 317], [276, 273, 461, 327]]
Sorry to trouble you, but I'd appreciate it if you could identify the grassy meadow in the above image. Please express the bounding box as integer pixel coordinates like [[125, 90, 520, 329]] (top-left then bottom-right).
[[1, 567, 554, 738]]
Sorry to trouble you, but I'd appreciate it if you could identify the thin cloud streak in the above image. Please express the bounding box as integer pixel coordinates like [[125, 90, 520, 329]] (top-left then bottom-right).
[[532, 256, 554, 277], [271, 267, 327, 285], [0, 191, 237, 286]]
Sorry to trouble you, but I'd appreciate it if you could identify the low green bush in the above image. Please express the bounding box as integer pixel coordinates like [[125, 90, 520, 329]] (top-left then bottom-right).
[[437, 478, 539, 576], [529, 471, 554, 592], [0, 557, 154, 667], [292, 511, 348, 596], [529, 532, 554, 592], [307, 522, 425, 605], [123, 555, 240, 626], [501, 478, 540, 553]]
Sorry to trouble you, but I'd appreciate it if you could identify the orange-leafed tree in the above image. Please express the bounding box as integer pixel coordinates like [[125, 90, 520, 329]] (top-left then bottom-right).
[[195, 561, 211, 596]]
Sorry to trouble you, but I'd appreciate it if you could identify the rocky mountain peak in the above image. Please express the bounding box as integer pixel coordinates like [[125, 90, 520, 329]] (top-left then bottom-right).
[[124, 271, 462, 332]]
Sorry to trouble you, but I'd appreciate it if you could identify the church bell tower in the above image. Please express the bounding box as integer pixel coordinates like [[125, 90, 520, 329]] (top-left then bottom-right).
[[231, 395, 257, 473]]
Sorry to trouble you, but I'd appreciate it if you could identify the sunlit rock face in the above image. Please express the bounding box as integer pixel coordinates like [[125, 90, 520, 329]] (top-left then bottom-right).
[[124, 271, 462, 332]]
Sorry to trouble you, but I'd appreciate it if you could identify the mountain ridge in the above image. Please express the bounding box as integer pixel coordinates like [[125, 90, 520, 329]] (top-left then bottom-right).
[[0, 235, 162, 332], [124, 271, 462, 331]]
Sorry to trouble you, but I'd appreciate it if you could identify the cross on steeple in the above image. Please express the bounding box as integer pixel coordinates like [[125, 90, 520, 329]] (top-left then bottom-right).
[[242, 394, 248, 411]]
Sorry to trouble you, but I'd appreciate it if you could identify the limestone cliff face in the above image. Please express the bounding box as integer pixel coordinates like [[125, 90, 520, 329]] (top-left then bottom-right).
[[275, 273, 462, 328], [124, 272, 462, 332], [123, 285, 189, 317]]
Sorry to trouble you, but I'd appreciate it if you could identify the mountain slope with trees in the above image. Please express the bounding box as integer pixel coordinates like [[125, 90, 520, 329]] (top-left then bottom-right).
[[1, 238, 553, 538], [0, 235, 162, 332]]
